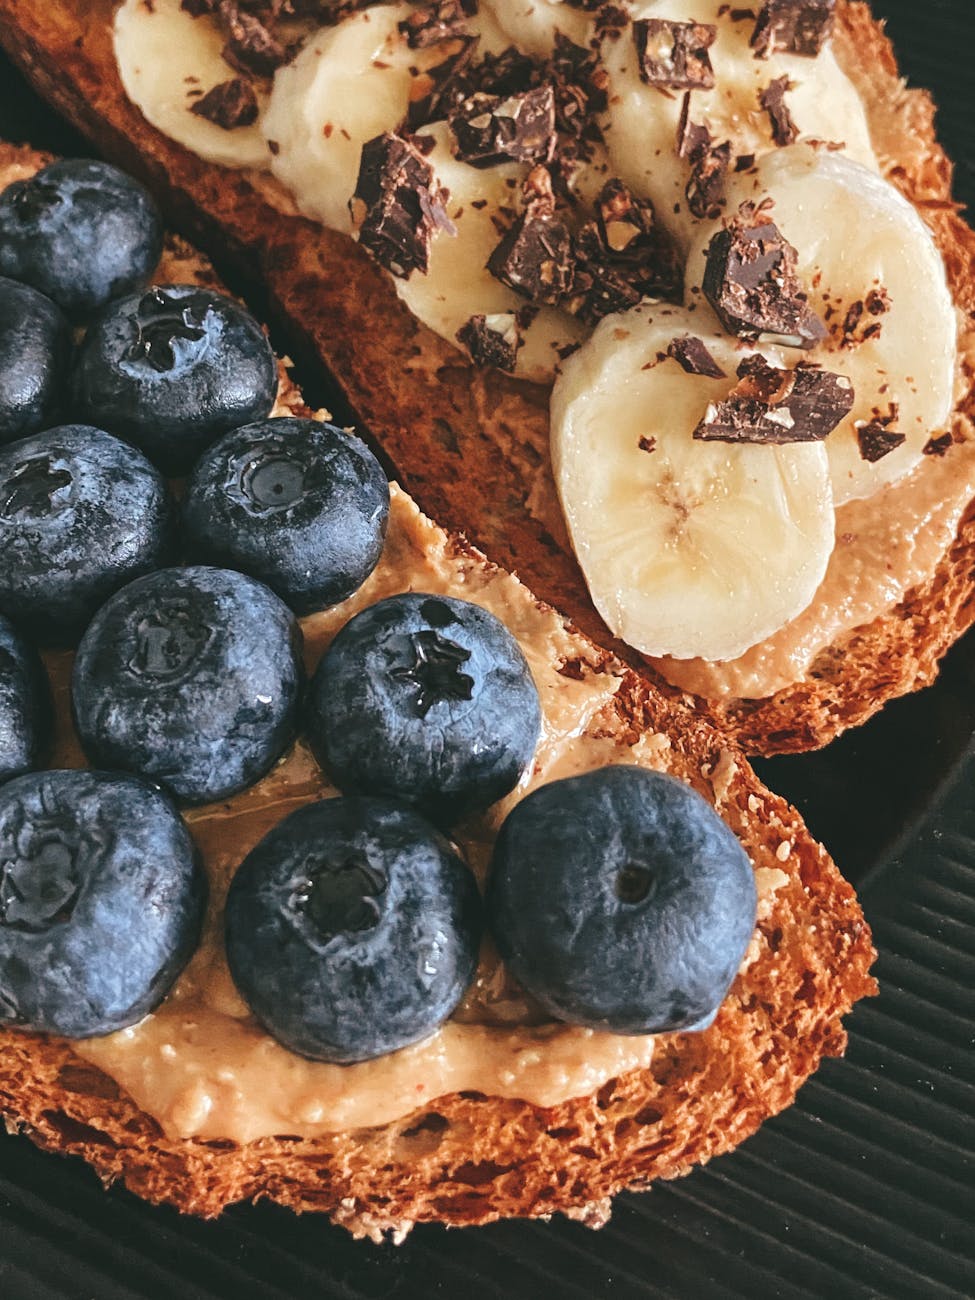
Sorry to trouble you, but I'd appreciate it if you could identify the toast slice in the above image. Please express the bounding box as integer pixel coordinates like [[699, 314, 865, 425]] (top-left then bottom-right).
[[0, 140, 875, 1237], [0, 1, 970, 757]]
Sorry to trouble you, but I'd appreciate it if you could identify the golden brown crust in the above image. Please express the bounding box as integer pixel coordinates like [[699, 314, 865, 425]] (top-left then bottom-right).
[[0, 2, 970, 756]]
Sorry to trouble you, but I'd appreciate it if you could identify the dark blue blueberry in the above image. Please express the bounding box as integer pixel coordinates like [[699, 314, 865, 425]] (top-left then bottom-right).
[[184, 417, 390, 615], [0, 615, 51, 785], [0, 424, 176, 644], [0, 278, 70, 444], [307, 593, 541, 822], [487, 766, 758, 1034], [72, 566, 303, 805], [72, 285, 278, 474], [0, 159, 163, 318], [0, 769, 205, 1038], [225, 796, 481, 1063]]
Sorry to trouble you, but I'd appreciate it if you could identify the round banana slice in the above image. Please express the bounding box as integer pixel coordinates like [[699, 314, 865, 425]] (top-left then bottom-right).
[[396, 124, 585, 383], [686, 146, 957, 505], [479, 0, 593, 58], [551, 305, 835, 661], [598, 0, 878, 249], [114, 0, 272, 170]]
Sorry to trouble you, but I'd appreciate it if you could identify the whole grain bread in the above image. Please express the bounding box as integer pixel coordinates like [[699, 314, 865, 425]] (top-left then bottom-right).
[[0, 140, 875, 1236], [0, 1, 970, 757]]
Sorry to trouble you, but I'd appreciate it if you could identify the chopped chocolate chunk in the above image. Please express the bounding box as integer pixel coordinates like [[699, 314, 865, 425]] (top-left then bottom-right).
[[687, 140, 732, 220], [350, 132, 455, 279], [399, 1, 471, 48], [219, 3, 289, 76], [668, 335, 726, 378], [760, 75, 798, 146], [702, 211, 826, 348], [751, 0, 835, 58], [488, 167, 573, 306], [449, 86, 556, 167], [633, 19, 717, 90], [694, 355, 854, 444], [462, 45, 537, 98], [550, 32, 609, 120], [856, 418, 905, 463], [923, 432, 953, 458], [565, 180, 682, 323], [676, 92, 711, 160], [638, 434, 657, 453], [839, 286, 891, 348], [456, 312, 522, 371], [189, 77, 259, 130]]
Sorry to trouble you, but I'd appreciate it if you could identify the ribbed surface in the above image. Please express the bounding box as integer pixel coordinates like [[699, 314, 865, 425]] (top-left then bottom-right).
[[0, 2, 974, 1296]]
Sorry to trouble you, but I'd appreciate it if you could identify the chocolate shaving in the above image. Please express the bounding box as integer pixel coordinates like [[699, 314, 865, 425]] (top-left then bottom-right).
[[923, 433, 953, 458], [487, 167, 573, 306], [676, 95, 731, 219], [406, 35, 480, 129], [633, 19, 717, 90], [350, 132, 455, 279], [702, 209, 826, 348], [751, 0, 835, 58], [399, 1, 471, 48], [694, 355, 854, 444], [667, 336, 726, 378], [456, 312, 523, 371], [760, 76, 798, 146], [219, 2, 289, 76], [189, 77, 259, 130], [449, 86, 556, 168]]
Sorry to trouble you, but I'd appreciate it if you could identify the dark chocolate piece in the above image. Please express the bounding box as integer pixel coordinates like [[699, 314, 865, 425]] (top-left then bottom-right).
[[667, 335, 726, 378], [923, 433, 953, 458], [189, 77, 259, 130], [456, 312, 522, 371], [633, 19, 717, 90], [399, 1, 471, 48], [702, 211, 826, 348], [856, 417, 905, 463], [760, 75, 798, 147], [406, 35, 480, 129], [350, 132, 455, 279], [638, 435, 657, 453], [219, 3, 289, 76], [487, 167, 573, 306], [694, 355, 853, 444], [449, 86, 556, 167], [675, 95, 731, 219], [751, 0, 835, 58]]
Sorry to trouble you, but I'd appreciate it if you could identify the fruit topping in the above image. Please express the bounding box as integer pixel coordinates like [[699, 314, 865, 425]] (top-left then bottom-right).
[[72, 566, 303, 805], [487, 766, 757, 1034], [0, 159, 163, 317], [0, 278, 69, 444], [0, 769, 205, 1037], [0, 425, 175, 644], [72, 284, 278, 474], [225, 796, 481, 1063], [0, 616, 51, 786], [183, 416, 390, 614], [307, 592, 541, 822]]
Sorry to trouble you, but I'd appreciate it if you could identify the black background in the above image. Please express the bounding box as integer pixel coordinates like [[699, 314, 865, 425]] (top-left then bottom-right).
[[0, 2, 974, 1296]]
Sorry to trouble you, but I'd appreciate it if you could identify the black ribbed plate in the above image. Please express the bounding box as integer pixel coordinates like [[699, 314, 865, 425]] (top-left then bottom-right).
[[1, 4, 974, 1296]]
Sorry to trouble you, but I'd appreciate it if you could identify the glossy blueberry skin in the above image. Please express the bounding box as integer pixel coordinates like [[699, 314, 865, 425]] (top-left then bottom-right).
[[0, 159, 163, 317], [72, 284, 278, 474], [0, 769, 205, 1038], [0, 424, 176, 645], [487, 766, 758, 1034], [225, 796, 481, 1063], [0, 278, 70, 444], [0, 615, 51, 785], [72, 566, 304, 806], [307, 593, 542, 823], [184, 417, 390, 615]]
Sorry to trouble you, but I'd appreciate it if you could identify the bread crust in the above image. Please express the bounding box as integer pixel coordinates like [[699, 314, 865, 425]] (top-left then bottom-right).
[[0, 1, 970, 757]]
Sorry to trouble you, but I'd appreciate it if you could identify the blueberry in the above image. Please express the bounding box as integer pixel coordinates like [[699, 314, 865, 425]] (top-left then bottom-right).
[[225, 796, 481, 1063], [0, 615, 51, 785], [0, 278, 70, 444], [307, 593, 541, 822], [184, 417, 390, 614], [72, 285, 278, 474], [0, 769, 205, 1038], [0, 424, 176, 644], [0, 159, 163, 317], [487, 766, 758, 1034], [72, 566, 303, 805]]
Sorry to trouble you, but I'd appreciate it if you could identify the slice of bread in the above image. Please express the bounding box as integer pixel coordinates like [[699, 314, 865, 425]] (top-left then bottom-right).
[[0, 1, 970, 758], [0, 140, 875, 1237]]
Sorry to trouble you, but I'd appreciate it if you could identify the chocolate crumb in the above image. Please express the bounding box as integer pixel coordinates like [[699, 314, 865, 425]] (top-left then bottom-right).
[[399, 1, 471, 48], [751, 0, 835, 58], [406, 34, 480, 129], [694, 354, 854, 444], [923, 432, 953, 458], [457, 312, 523, 371], [638, 435, 657, 453], [667, 335, 726, 378], [856, 416, 906, 463], [760, 76, 798, 146], [633, 19, 717, 90], [220, 5, 288, 77], [189, 77, 259, 130], [350, 132, 455, 279]]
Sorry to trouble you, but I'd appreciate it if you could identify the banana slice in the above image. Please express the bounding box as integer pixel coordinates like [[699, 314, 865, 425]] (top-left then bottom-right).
[[479, 0, 593, 58], [114, 0, 272, 170], [686, 146, 957, 505], [550, 304, 835, 661], [598, 0, 878, 249]]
